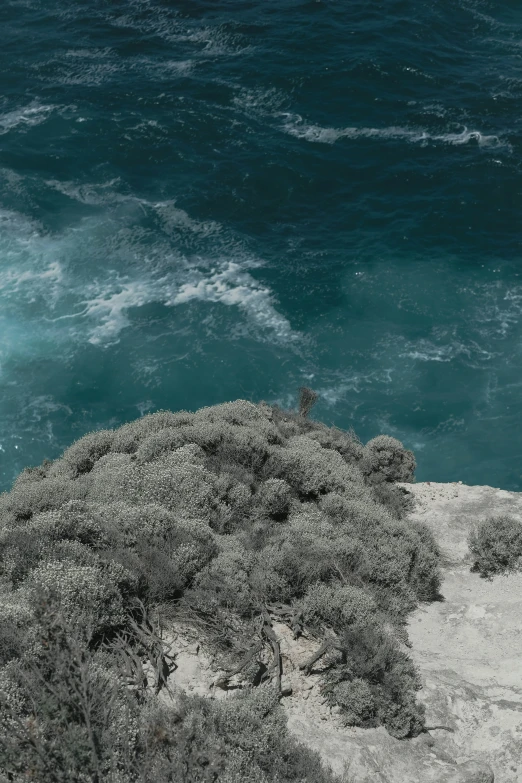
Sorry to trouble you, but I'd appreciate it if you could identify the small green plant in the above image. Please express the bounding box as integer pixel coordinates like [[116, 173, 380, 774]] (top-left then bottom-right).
[[467, 514, 522, 578]]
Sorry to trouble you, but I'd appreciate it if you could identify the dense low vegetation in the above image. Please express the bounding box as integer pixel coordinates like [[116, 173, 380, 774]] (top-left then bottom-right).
[[0, 388, 444, 782], [468, 514, 522, 579]]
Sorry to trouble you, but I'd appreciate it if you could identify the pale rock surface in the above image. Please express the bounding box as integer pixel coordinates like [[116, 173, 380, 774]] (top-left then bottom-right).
[[144, 481, 522, 783]]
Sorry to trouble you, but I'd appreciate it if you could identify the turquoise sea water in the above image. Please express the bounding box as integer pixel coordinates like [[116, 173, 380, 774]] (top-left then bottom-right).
[[0, 0, 521, 492]]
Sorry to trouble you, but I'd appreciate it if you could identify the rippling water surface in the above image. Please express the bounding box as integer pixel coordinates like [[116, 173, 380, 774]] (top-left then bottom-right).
[[1, 0, 521, 491]]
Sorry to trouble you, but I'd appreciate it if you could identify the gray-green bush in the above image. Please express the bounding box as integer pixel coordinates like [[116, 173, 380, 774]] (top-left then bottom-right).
[[0, 392, 442, 782], [467, 514, 522, 578]]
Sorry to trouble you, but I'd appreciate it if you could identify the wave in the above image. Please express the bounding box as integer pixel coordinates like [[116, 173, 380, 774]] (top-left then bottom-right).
[[48, 258, 302, 349], [0, 103, 56, 135], [0, 197, 304, 353], [277, 113, 509, 150]]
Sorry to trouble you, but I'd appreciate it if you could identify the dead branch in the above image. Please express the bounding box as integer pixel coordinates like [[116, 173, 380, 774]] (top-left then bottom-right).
[[211, 640, 264, 690], [264, 601, 305, 639], [299, 634, 347, 676], [258, 606, 282, 693]]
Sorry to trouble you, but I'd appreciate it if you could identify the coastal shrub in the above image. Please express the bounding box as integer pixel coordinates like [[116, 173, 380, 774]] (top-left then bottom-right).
[[296, 582, 377, 633], [195, 399, 281, 434], [359, 523, 423, 587], [261, 436, 364, 499], [212, 427, 273, 474], [214, 473, 253, 510], [163, 421, 228, 455], [305, 423, 365, 466], [320, 622, 425, 738], [367, 477, 417, 521], [136, 428, 190, 463], [319, 491, 364, 523], [403, 519, 442, 600], [0, 525, 49, 588], [49, 429, 116, 479], [97, 542, 187, 608], [38, 538, 101, 570], [467, 514, 522, 578], [137, 454, 220, 520], [0, 593, 35, 667], [86, 455, 143, 506], [198, 474, 251, 535], [361, 434, 416, 483], [90, 501, 212, 551], [255, 478, 293, 519], [0, 523, 102, 596], [123, 542, 189, 604], [106, 410, 194, 455], [86, 448, 219, 519], [131, 685, 342, 783], [26, 500, 110, 549], [246, 551, 294, 606], [6, 458, 53, 486], [317, 493, 392, 532], [0, 617, 24, 669], [92, 503, 219, 601], [0, 477, 88, 524], [248, 524, 340, 604], [331, 678, 376, 726], [0, 392, 444, 781], [365, 581, 418, 625], [164, 418, 277, 478], [0, 593, 141, 783], [84, 501, 169, 549], [21, 558, 137, 637], [329, 499, 442, 606], [296, 493, 441, 614], [0, 621, 344, 783], [190, 539, 257, 617], [137, 525, 216, 601], [262, 403, 320, 439]]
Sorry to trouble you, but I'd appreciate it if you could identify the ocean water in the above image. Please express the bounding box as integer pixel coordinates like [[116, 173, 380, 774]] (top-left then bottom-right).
[[0, 0, 521, 493]]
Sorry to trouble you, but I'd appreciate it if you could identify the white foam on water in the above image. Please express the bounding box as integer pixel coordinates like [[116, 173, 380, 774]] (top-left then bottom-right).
[[0, 208, 63, 293], [232, 86, 287, 115], [0, 213, 71, 370], [400, 66, 435, 81], [0, 195, 304, 355], [471, 281, 522, 339], [24, 396, 73, 423], [166, 260, 300, 343], [174, 25, 253, 58], [44, 183, 223, 240], [146, 199, 221, 239], [0, 102, 56, 135], [44, 178, 125, 206], [315, 369, 396, 408], [53, 257, 301, 349], [0, 259, 63, 299], [277, 112, 509, 150], [63, 47, 114, 59], [153, 59, 195, 76], [108, 7, 252, 58], [399, 343, 463, 362], [50, 61, 121, 87], [419, 103, 449, 118]]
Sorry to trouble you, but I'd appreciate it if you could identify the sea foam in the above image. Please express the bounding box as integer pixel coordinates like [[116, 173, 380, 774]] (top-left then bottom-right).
[[278, 113, 508, 150]]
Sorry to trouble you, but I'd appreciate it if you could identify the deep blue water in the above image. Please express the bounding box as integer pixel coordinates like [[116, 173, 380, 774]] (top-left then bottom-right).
[[0, 0, 521, 493]]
